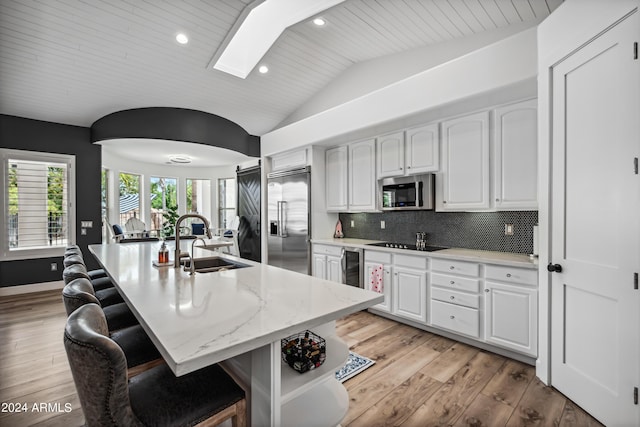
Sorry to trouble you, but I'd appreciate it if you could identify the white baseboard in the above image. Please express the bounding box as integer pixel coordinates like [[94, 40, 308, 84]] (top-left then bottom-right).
[[0, 280, 65, 296]]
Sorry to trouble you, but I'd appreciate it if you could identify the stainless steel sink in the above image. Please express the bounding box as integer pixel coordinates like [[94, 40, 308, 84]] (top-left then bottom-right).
[[182, 256, 249, 273]]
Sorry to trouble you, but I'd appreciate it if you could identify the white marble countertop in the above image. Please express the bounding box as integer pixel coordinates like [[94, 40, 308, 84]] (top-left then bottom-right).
[[89, 242, 383, 376], [312, 238, 538, 269]]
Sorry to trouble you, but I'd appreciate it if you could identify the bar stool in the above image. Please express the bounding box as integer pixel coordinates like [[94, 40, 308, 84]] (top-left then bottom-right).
[[62, 255, 113, 291], [63, 265, 123, 306], [64, 304, 246, 427], [62, 279, 138, 331], [62, 283, 162, 377], [64, 245, 108, 280]]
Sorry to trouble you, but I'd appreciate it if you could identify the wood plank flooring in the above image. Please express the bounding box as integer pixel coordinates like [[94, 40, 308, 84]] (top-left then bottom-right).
[[0, 290, 603, 427]]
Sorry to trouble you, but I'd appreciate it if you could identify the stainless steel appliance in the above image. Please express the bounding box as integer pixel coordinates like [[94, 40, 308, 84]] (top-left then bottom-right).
[[267, 167, 311, 274], [379, 174, 435, 211], [341, 247, 363, 288]]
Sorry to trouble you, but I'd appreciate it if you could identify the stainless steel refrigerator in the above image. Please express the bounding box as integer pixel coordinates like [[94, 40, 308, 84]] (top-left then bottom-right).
[[267, 167, 310, 274]]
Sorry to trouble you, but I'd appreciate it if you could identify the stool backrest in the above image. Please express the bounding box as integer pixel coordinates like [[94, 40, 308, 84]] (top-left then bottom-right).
[[63, 264, 89, 285], [64, 304, 141, 426], [63, 254, 85, 268], [62, 279, 100, 315]]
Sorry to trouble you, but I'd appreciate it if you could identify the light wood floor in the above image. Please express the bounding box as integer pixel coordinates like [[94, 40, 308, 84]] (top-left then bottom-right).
[[0, 290, 603, 427]]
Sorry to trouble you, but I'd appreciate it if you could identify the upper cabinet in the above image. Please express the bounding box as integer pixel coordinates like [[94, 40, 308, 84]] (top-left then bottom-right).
[[440, 111, 491, 210], [493, 99, 538, 210], [326, 139, 377, 213], [376, 124, 439, 179], [325, 146, 348, 211]]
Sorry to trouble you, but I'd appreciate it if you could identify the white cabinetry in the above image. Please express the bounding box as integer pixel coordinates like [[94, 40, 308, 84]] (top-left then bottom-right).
[[348, 139, 377, 212], [312, 244, 342, 283], [483, 265, 537, 356], [364, 251, 392, 313], [376, 124, 439, 178], [325, 146, 348, 211], [440, 111, 490, 210], [326, 139, 376, 212], [493, 99, 538, 209], [392, 254, 428, 324], [271, 149, 307, 171], [429, 259, 481, 338]]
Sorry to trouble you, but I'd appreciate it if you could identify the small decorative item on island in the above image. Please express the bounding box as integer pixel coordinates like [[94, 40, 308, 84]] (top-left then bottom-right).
[[281, 330, 326, 373], [158, 241, 169, 264]]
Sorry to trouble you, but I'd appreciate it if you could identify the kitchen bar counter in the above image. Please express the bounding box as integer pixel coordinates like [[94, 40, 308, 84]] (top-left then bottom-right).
[[89, 242, 382, 426], [312, 238, 538, 269]]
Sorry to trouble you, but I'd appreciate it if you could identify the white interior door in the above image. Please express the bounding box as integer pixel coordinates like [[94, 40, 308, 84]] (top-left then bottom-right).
[[550, 12, 639, 426]]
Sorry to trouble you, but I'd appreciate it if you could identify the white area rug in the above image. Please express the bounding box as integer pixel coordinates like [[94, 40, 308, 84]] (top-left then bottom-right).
[[335, 351, 375, 383]]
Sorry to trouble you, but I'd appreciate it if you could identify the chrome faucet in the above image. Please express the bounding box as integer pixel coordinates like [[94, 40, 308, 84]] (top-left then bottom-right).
[[174, 214, 212, 268], [188, 237, 207, 275]]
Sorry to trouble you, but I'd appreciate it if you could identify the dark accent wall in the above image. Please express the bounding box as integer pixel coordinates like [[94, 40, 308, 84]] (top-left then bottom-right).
[[339, 210, 538, 254], [91, 107, 260, 157], [0, 115, 102, 287]]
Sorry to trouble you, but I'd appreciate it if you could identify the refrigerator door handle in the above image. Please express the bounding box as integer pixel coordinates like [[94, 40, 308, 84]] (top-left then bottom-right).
[[276, 201, 282, 237], [280, 201, 288, 237], [340, 247, 346, 284]]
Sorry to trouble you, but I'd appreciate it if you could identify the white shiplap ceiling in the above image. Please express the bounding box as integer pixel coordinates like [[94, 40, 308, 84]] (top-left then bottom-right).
[[0, 0, 562, 160]]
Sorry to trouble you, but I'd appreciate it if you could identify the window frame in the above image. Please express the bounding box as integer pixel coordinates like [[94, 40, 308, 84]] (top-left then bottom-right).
[[218, 177, 236, 229], [1, 148, 76, 260]]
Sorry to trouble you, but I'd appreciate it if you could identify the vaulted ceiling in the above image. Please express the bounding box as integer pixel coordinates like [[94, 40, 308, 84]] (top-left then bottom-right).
[[0, 0, 562, 139]]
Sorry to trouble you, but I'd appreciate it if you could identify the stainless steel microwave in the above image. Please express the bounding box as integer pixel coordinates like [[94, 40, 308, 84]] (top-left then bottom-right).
[[378, 174, 435, 211]]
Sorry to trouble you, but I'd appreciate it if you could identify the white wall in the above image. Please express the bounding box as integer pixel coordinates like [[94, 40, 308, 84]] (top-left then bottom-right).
[[261, 26, 538, 156], [536, 0, 640, 384], [102, 148, 258, 231]]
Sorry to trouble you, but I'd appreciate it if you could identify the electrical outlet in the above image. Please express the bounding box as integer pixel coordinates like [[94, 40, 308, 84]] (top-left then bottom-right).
[[505, 224, 514, 235], [380, 220, 385, 229], [50, 263, 57, 271], [81, 221, 93, 228], [81, 228, 87, 235], [350, 220, 355, 228]]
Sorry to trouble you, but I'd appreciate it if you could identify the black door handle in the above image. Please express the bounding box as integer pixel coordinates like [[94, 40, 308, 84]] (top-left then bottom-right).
[[547, 263, 563, 273]]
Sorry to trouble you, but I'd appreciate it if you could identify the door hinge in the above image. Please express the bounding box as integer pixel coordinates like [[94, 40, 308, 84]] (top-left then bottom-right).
[[634, 272, 639, 290], [634, 387, 638, 404], [635, 42, 638, 60]]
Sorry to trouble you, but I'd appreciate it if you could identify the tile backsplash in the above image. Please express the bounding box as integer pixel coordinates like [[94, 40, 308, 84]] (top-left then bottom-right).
[[339, 211, 538, 254]]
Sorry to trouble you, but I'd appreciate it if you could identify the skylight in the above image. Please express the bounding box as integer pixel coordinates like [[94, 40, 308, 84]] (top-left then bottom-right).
[[211, 0, 344, 79]]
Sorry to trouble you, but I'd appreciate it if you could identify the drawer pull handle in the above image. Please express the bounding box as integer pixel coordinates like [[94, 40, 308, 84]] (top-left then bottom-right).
[[506, 273, 512, 278], [449, 266, 455, 270], [450, 281, 455, 285], [485, 289, 490, 292], [450, 296, 455, 300], [450, 315, 455, 319]]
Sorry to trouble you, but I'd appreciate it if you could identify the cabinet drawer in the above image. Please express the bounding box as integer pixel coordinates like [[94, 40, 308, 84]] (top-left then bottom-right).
[[431, 273, 480, 293], [431, 287, 480, 309], [394, 254, 428, 269], [431, 300, 479, 338], [313, 244, 342, 257], [485, 265, 537, 286], [431, 258, 480, 277], [365, 250, 392, 264]]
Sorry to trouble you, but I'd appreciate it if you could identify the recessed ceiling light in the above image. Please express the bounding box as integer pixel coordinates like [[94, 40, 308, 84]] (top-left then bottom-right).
[[258, 65, 269, 74], [176, 33, 189, 44], [312, 17, 326, 26]]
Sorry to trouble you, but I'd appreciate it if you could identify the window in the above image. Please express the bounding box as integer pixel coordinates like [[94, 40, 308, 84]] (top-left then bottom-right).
[[150, 176, 177, 235], [186, 178, 212, 218], [118, 172, 140, 226], [1, 149, 75, 259], [101, 168, 109, 242], [218, 178, 236, 229]]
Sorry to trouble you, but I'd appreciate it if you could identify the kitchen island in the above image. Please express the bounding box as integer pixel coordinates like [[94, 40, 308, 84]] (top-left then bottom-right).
[[89, 241, 383, 427]]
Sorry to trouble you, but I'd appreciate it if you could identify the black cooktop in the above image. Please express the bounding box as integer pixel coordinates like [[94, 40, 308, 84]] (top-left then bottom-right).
[[366, 242, 448, 252]]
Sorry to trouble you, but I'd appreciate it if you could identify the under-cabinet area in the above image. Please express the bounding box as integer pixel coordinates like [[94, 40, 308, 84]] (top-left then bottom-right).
[[312, 239, 538, 363]]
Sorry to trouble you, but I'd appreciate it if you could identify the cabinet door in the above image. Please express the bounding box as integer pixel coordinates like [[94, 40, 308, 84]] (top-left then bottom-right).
[[484, 281, 537, 356], [376, 132, 404, 178], [327, 255, 342, 283], [348, 139, 377, 212], [365, 261, 392, 313], [312, 254, 326, 279], [325, 146, 348, 212], [405, 123, 439, 174], [393, 267, 427, 323], [440, 111, 490, 210], [494, 100, 538, 209]]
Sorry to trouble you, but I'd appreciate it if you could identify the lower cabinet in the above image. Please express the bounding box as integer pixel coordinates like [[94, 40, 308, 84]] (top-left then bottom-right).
[[393, 266, 427, 323], [312, 244, 342, 283], [364, 251, 392, 313], [484, 266, 538, 357]]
